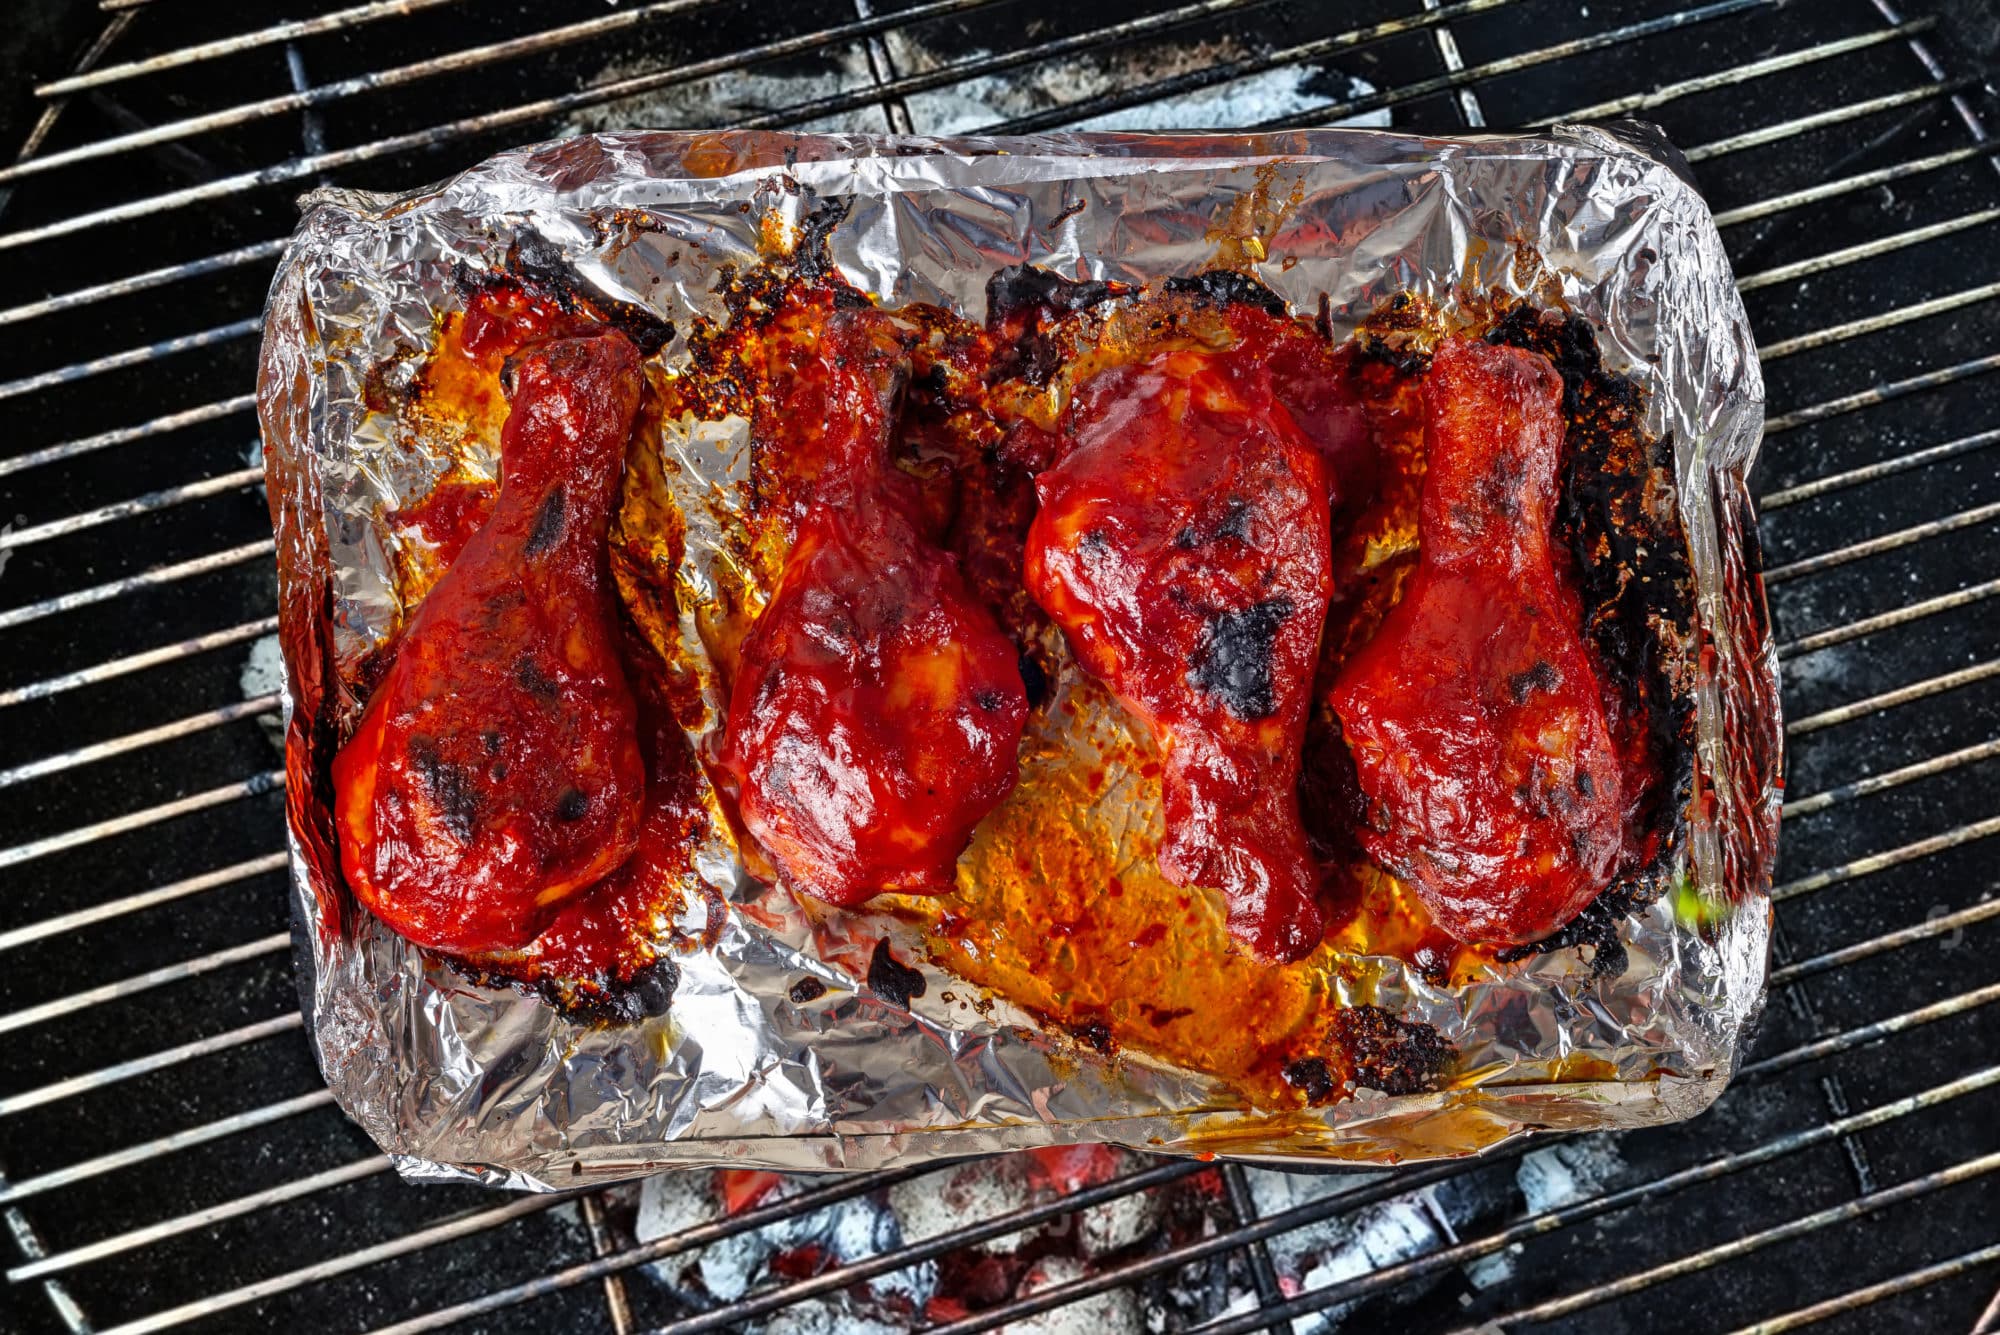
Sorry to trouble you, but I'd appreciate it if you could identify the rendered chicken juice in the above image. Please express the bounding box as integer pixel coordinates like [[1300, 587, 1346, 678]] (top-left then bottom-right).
[[258, 126, 1779, 1188]]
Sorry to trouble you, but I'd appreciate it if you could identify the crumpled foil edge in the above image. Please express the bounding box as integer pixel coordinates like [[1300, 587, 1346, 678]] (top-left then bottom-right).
[[257, 125, 1779, 1189]]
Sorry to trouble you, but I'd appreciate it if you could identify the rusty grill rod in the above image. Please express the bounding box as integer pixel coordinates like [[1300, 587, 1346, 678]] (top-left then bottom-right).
[[36, 0, 471, 98]]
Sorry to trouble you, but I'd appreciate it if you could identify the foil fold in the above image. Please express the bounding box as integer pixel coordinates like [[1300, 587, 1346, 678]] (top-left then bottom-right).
[[256, 126, 1778, 1188]]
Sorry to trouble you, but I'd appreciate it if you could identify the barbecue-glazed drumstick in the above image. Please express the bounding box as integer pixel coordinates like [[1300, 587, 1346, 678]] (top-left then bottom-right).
[[333, 334, 648, 955], [1329, 336, 1626, 945], [717, 297, 1029, 908], [1023, 307, 1336, 962]]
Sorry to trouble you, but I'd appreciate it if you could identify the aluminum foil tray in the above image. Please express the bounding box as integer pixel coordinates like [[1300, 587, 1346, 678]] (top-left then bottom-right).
[[256, 126, 1780, 1189]]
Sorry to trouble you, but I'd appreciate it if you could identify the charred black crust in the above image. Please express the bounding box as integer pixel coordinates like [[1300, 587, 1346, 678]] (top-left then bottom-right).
[[522, 486, 567, 557], [788, 976, 828, 1004], [1486, 304, 1699, 977], [1187, 597, 1294, 722], [1162, 269, 1289, 317], [1330, 1005, 1455, 1095], [450, 954, 682, 1026], [1282, 1056, 1337, 1103], [867, 938, 927, 1009], [458, 234, 678, 355], [1070, 1017, 1116, 1055], [985, 264, 1126, 324], [791, 193, 854, 285]]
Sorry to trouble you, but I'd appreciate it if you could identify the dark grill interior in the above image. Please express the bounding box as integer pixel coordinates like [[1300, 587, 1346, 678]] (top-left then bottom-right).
[[3, 1, 1998, 1332]]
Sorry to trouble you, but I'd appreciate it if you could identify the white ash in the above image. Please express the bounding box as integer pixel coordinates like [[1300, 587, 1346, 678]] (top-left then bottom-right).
[[567, 50, 888, 136], [634, 1171, 721, 1293], [761, 1298, 908, 1335], [1003, 1254, 1143, 1335], [567, 32, 1388, 140], [1516, 1138, 1627, 1215], [634, 1172, 934, 1314], [1464, 1243, 1521, 1291], [241, 633, 287, 749], [1290, 1195, 1454, 1333], [889, 1156, 1048, 1256], [1076, 1185, 1160, 1258]]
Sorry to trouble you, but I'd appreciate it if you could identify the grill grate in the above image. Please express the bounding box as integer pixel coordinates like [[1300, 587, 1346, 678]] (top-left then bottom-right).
[[3, 1, 1997, 1332]]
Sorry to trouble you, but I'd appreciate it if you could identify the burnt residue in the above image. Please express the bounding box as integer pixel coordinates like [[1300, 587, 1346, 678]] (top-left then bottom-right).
[[1330, 1004, 1454, 1095], [550, 956, 680, 1025], [478, 234, 677, 355], [1162, 269, 1289, 317], [407, 738, 478, 843], [867, 938, 928, 1009], [1486, 304, 1698, 977], [1282, 1056, 1337, 1103], [985, 263, 1125, 323], [1188, 597, 1294, 721], [788, 976, 828, 1004], [984, 265, 1130, 388], [522, 487, 567, 557], [1353, 290, 1438, 376], [790, 192, 853, 285], [1070, 1017, 1116, 1055], [453, 953, 683, 1025]]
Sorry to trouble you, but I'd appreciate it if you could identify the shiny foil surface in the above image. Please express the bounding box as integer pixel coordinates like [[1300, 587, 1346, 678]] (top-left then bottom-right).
[[255, 126, 1778, 1189]]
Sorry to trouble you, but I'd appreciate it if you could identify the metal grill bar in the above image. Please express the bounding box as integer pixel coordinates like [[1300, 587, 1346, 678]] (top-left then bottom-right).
[[35, 963, 1893, 1335], [0, 0, 1006, 253], [0, 615, 279, 708], [960, 0, 1525, 136], [1782, 737, 2000, 819], [0, 318, 262, 400], [0, 240, 285, 327], [1715, 140, 1999, 228], [915, 1159, 1489, 1335], [1765, 354, 2000, 435], [0, 396, 255, 479], [0, 695, 282, 789], [726, 0, 1305, 134], [0, 0, 729, 185], [1257, 0, 1770, 135], [34, 0, 470, 97], [4, 9, 1996, 1335], [1726, 1243, 2000, 1335], [0, 769, 283, 872], [1772, 816, 2000, 902], [1776, 579, 2000, 659], [1489, 1157, 2000, 1329], [8, 1158, 393, 1284], [1758, 282, 2000, 361], [0, 853, 289, 954], [1785, 659, 2000, 737], [915, 988, 2000, 1335], [0, 1090, 334, 1206], [0, 465, 264, 551], [386, 968, 2000, 1335], [0, 541, 274, 633], [40, 916, 1996, 1335], [652, 1161, 1211, 1335], [1685, 77, 1978, 162], [1736, 983, 2000, 1083], [1769, 900, 2000, 988], [1762, 427, 2000, 509], [95, 1193, 576, 1335], [1735, 208, 2000, 292], [1554, 20, 1931, 122], [1182, 1069, 2000, 1335], [0, 933, 291, 1037], [1763, 501, 2000, 582], [0, 1013, 302, 1119]]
